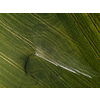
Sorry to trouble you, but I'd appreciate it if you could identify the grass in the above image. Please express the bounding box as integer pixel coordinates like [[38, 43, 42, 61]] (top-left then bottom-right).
[[0, 13, 100, 88]]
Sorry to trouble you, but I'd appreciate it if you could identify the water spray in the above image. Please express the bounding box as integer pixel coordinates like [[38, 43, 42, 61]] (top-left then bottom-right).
[[34, 52, 92, 78]]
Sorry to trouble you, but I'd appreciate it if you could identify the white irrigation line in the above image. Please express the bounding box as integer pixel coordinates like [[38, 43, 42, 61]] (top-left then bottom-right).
[[38, 55, 58, 66], [36, 53, 92, 78], [75, 69, 92, 78]]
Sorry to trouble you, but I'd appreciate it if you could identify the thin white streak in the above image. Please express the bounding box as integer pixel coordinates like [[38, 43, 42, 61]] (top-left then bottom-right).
[[58, 64, 77, 74], [75, 69, 92, 78], [37, 53, 92, 78], [37, 55, 77, 74], [38, 55, 58, 66]]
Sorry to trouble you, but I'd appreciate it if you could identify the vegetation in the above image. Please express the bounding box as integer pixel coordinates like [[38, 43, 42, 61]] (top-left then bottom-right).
[[0, 13, 100, 88]]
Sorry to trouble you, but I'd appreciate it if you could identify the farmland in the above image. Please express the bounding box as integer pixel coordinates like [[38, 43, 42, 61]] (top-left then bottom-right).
[[0, 13, 100, 87]]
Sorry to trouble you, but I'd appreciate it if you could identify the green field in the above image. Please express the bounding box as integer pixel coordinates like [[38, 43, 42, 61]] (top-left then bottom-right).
[[0, 13, 100, 88]]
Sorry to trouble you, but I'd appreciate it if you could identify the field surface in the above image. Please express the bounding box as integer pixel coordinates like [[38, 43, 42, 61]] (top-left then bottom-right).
[[0, 13, 100, 88]]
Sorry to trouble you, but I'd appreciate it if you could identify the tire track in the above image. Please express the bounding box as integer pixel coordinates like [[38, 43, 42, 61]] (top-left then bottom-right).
[[0, 52, 50, 87], [72, 14, 100, 59], [30, 13, 77, 46], [0, 83, 6, 88]]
